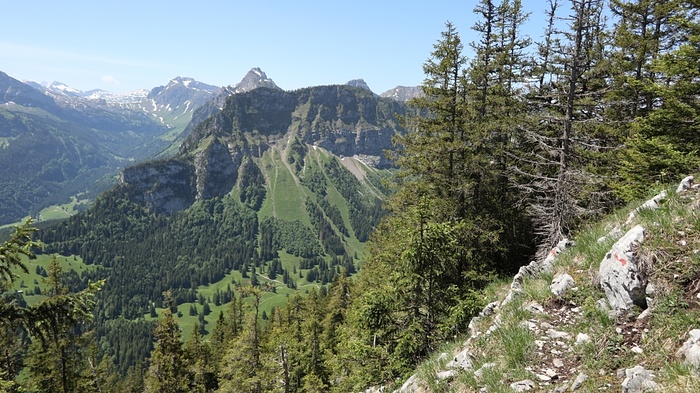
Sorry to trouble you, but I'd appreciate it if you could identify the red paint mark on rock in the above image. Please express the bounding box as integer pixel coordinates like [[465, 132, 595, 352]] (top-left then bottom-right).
[[550, 249, 557, 256], [614, 253, 628, 267]]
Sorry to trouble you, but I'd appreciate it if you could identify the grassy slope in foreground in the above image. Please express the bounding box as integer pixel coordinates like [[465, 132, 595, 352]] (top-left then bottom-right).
[[407, 183, 700, 392]]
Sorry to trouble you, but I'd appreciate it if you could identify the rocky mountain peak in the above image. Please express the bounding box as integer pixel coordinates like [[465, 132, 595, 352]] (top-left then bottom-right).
[[144, 77, 220, 119], [229, 67, 280, 94], [346, 79, 373, 93]]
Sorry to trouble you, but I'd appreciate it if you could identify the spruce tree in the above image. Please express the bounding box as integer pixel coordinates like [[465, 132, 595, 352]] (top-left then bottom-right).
[[143, 292, 191, 393], [217, 286, 274, 393], [516, 0, 612, 250], [610, 0, 700, 199], [24, 255, 90, 393]]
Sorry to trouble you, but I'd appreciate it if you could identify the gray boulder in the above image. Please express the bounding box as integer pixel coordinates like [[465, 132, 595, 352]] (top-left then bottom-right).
[[510, 379, 536, 392], [676, 175, 694, 193], [625, 191, 667, 225], [550, 273, 575, 297], [676, 329, 700, 371], [621, 365, 658, 392], [599, 225, 648, 316], [445, 348, 473, 371], [396, 374, 419, 392]]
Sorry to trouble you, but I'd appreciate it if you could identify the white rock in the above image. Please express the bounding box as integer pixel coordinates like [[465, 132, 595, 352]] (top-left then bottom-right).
[[536, 373, 551, 381], [637, 308, 653, 320], [598, 226, 623, 243], [675, 329, 700, 370], [436, 370, 457, 380], [571, 372, 588, 390], [550, 273, 575, 297], [575, 333, 591, 346], [547, 329, 571, 340], [445, 348, 473, 371], [626, 191, 667, 225], [599, 225, 648, 316], [524, 301, 545, 314], [521, 320, 538, 331], [541, 321, 555, 330], [540, 239, 571, 273], [677, 176, 694, 193], [473, 362, 495, 379], [621, 365, 658, 392], [631, 346, 644, 354], [553, 358, 564, 368], [510, 379, 536, 392], [398, 374, 419, 392]]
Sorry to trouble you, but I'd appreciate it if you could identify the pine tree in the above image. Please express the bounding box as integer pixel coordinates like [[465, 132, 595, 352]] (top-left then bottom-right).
[[143, 292, 191, 393]]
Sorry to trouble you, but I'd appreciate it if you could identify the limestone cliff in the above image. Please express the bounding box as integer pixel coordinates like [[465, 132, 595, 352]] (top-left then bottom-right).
[[120, 160, 196, 214]]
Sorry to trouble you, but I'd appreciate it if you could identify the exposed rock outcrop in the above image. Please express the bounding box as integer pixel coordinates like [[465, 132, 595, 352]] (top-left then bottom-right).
[[599, 225, 648, 316], [194, 139, 242, 200], [120, 160, 196, 214], [621, 365, 658, 392]]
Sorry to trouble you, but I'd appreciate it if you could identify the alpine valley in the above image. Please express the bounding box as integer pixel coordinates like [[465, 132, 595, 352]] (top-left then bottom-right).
[[1, 66, 417, 374]]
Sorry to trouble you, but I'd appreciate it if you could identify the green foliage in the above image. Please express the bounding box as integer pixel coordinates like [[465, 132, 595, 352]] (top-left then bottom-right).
[[239, 159, 266, 210], [42, 192, 259, 318], [259, 217, 323, 260], [608, 0, 700, 201], [144, 295, 191, 393]]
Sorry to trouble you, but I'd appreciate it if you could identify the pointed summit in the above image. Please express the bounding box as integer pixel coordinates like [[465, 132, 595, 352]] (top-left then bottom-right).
[[230, 67, 280, 94]]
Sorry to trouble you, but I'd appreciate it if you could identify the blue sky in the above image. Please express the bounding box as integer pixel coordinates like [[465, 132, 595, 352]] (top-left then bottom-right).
[[2, 1, 550, 94]]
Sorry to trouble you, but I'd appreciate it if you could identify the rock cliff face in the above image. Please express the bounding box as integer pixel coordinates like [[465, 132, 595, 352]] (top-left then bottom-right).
[[292, 85, 404, 166], [120, 83, 410, 214], [120, 160, 196, 214], [194, 139, 242, 200]]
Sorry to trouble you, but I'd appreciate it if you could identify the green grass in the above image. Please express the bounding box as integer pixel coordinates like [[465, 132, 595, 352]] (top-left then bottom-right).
[[402, 183, 700, 391], [1, 194, 90, 229], [258, 149, 310, 225], [10, 253, 96, 305], [142, 255, 328, 341]]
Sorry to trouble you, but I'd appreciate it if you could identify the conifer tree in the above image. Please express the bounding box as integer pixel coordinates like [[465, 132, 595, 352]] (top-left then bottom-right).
[[143, 291, 191, 393], [185, 324, 218, 392], [217, 286, 274, 393], [516, 0, 611, 250], [24, 255, 91, 393], [610, 0, 700, 199]]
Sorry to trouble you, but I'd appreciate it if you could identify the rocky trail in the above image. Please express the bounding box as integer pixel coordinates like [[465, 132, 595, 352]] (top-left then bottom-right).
[[381, 176, 700, 393]]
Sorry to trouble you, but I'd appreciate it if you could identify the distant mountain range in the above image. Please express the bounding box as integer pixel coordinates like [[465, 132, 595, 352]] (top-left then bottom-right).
[[0, 67, 418, 225], [40, 76, 415, 331]]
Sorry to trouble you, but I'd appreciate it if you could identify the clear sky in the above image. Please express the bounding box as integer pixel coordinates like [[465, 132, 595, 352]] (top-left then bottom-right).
[[1, 1, 550, 94]]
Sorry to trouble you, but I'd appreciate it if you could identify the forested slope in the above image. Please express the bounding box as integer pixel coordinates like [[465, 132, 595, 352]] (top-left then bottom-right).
[[0, 0, 698, 391]]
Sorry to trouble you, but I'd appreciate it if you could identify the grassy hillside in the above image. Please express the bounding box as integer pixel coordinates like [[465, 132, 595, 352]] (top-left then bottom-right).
[[401, 181, 700, 392]]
